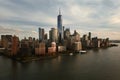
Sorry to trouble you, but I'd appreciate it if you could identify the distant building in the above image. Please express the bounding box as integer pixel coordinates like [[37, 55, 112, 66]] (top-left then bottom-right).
[[34, 39, 39, 49], [103, 38, 109, 47], [64, 28, 71, 40], [81, 34, 91, 49], [88, 32, 91, 40], [28, 37, 34, 48], [20, 39, 29, 48], [1, 35, 19, 56], [100, 38, 109, 47], [51, 42, 56, 53], [11, 35, 19, 56], [73, 42, 82, 51], [82, 34, 88, 41], [35, 42, 46, 56], [70, 31, 80, 44], [92, 37, 99, 48], [39, 28, 45, 42], [1, 35, 12, 49], [0, 40, 1, 47], [98, 39, 101, 48], [86, 40, 91, 47], [73, 30, 80, 42], [48, 47, 54, 55], [19, 38, 32, 56], [58, 46, 66, 52], [48, 42, 56, 55], [68, 30, 81, 50], [49, 28, 58, 43], [44, 33, 48, 40], [57, 9, 63, 42], [28, 37, 33, 42]]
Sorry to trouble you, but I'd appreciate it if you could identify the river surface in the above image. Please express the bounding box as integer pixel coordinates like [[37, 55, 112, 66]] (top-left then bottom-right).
[[0, 43, 120, 80]]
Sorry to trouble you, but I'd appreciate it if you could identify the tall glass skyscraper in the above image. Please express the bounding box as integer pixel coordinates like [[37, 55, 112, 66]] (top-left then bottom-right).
[[57, 9, 63, 42], [39, 28, 44, 42]]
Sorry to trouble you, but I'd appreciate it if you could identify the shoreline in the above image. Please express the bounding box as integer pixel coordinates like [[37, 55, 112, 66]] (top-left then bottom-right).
[[0, 53, 59, 63], [0, 43, 118, 63], [13, 55, 58, 63]]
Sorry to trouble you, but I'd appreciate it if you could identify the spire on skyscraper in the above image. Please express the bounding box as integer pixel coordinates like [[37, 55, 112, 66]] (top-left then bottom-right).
[[59, 8, 61, 15]]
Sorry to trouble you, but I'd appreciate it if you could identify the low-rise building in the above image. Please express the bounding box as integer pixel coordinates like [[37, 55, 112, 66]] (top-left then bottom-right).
[[35, 42, 46, 56], [47, 42, 56, 55], [58, 46, 66, 52]]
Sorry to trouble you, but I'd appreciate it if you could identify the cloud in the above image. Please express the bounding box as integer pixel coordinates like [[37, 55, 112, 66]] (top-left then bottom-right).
[[0, 0, 120, 40], [0, 26, 38, 40], [32, 31, 37, 34]]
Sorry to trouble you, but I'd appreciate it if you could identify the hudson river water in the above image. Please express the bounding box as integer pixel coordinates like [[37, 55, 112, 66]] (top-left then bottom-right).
[[0, 43, 120, 80]]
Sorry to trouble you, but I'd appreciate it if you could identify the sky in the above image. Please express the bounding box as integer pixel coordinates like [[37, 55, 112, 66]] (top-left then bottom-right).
[[0, 0, 120, 40]]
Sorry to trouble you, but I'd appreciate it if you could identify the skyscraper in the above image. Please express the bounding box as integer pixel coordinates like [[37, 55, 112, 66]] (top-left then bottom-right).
[[88, 32, 91, 40], [49, 28, 58, 43], [64, 28, 71, 40], [11, 35, 19, 56], [57, 9, 63, 42], [39, 28, 44, 42]]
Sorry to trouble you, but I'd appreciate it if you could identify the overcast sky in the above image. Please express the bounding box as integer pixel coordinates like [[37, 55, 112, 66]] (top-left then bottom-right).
[[0, 0, 120, 40]]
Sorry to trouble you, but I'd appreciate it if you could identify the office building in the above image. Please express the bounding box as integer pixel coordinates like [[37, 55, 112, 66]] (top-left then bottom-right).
[[88, 32, 91, 40], [49, 28, 58, 43], [39, 28, 44, 42], [44, 33, 48, 40], [57, 9, 63, 42], [11, 35, 19, 56], [92, 37, 99, 48], [73, 30, 80, 42], [64, 28, 71, 40]]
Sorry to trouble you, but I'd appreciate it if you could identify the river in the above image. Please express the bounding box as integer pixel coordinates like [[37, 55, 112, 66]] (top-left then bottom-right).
[[0, 43, 120, 80]]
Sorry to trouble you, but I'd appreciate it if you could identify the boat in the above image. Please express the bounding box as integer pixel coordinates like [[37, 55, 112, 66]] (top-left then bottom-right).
[[79, 50, 87, 54], [69, 53, 73, 56]]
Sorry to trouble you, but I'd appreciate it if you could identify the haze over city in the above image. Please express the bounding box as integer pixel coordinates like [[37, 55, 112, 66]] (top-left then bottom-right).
[[0, 0, 120, 40]]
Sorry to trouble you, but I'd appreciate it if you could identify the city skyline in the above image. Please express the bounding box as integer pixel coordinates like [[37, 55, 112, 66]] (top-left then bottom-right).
[[0, 0, 120, 40]]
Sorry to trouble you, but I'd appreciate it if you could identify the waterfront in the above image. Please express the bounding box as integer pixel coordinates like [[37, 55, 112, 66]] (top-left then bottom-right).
[[0, 43, 120, 80]]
